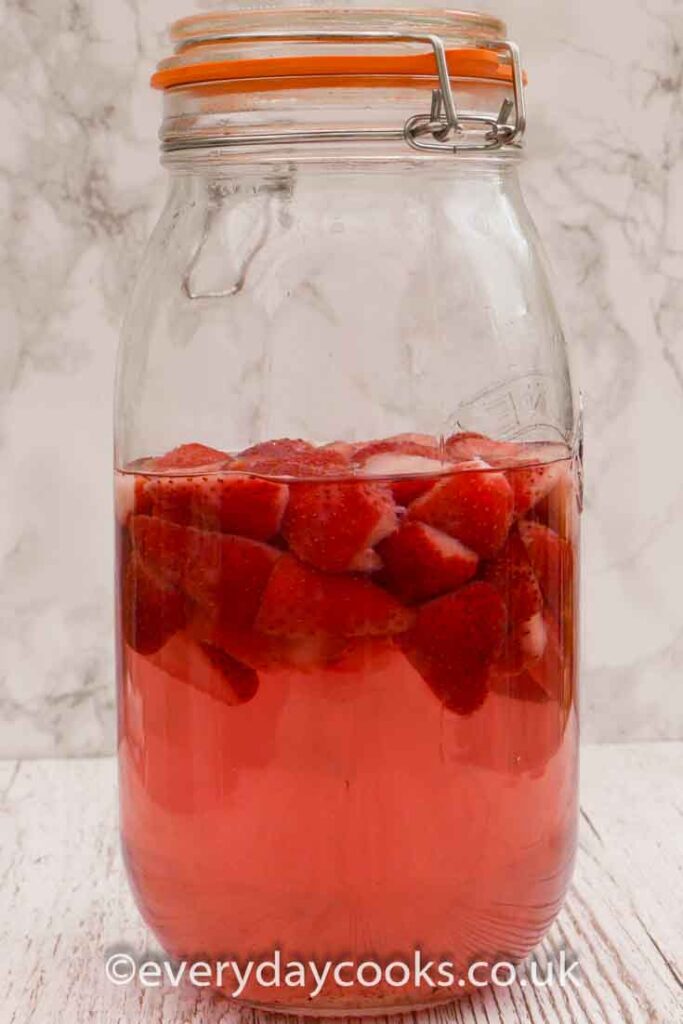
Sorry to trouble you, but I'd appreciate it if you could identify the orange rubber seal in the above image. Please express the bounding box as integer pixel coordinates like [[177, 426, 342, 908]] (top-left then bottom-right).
[[151, 48, 517, 91]]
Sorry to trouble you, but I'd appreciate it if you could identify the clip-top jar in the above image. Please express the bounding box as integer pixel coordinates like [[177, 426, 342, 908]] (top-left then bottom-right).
[[115, 5, 580, 1013]]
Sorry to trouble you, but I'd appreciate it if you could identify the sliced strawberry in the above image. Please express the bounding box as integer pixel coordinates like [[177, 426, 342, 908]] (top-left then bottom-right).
[[445, 432, 518, 464], [149, 632, 258, 706], [196, 474, 288, 540], [353, 435, 447, 504], [324, 636, 396, 674], [348, 547, 383, 573], [530, 464, 579, 540], [518, 520, 573, 619], [130, 516, 280, 628], [136, 471, 288, 540], [233, 438, 350, 478], [507, 448, 570, 516], [400, 581, 507, 714], [134, 440, 231, 526], [153, 443, 230, 471], [406, 462, 514, 558], [134, 474, 204, 527], [195, 613, 348, 673], [481, 530, 543, 623], [283, 480, 397, 572], [378, 522, 478, 603], [121, 552, 186, 655], [481, 530, 545, 672], [256, 555, 415, 639], [353, 434, 439, 464], [490, 668, 551, 703], [527, 610, 568, 702]]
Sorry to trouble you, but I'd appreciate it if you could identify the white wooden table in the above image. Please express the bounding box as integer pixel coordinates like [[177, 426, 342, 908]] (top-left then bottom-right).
[[2, 742, 682, 1024]]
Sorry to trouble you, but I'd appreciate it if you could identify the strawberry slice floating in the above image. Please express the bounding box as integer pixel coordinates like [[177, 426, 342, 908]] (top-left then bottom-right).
[[121, 552, 186, 656], [400, 581, 507, 714], [518, 520, 574, 619], [378, 522, 479, 603], [233, 438, 350, 478], [482, 530, 546, 672], [153, 443, 230, 471], [255, 555, 415, 639], [481, 530, 543, 624], [195, 612, 349, 673], [353, 433, 447, 504], [130, 516, 280, 629], [199, 475, 289, 540], [445, 432, 518, 464], [406, 461, 514, 558], [283, 480, 397, 572], [134, 444, 230, 528], [149, 633, 258, 706], [507, 447, 570, 516], [527, 609, 570, 703]]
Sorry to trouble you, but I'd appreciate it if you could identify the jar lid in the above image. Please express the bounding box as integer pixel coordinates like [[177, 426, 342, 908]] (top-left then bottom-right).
[[152, 8, 516, 91], [153, 8, 526, 156]]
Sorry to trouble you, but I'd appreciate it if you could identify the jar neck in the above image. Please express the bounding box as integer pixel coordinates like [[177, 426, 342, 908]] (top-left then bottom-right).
[[160, 77, 521, 169]]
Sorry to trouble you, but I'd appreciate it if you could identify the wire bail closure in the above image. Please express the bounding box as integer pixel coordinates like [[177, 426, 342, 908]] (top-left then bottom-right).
[[163, 30, 526, 155]]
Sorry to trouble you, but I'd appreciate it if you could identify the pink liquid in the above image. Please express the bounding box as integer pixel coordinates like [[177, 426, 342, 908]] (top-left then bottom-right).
[[116, 438, 579, 1013]]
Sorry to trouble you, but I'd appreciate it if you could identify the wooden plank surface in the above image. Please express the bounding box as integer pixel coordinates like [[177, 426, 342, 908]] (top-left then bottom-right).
[[2, 743, 682, 1024]]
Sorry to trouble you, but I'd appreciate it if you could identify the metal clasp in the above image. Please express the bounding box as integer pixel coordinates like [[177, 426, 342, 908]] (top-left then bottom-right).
[[166, 31, 526, 155]]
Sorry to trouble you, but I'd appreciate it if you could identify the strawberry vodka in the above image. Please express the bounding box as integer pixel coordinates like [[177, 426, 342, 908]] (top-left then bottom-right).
[[116, 433, 579, 1010], [116, 7, 581, 1013]]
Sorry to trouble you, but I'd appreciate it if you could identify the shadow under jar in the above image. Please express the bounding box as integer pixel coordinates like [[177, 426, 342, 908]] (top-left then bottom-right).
[[114, 5, 581, 1014]]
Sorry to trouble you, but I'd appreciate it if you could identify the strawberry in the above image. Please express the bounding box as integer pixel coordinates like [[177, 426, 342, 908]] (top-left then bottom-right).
[[195, 612, 348, 673], [378, 522, 478, 603], [121, 552, 186, 655], [353, 434, 447, 504], [149, 632, 258, 706], [282, 480, 397, 572], [481, 530, 545, 672], [529, 464, 579, 540], [406, 462, 514, 557], [446, 435, 572, 515], [506, 445, 571, 516], [233, 438, 350, 478], [490, 668, 551, 703], [353, 434, 439, 464], [129, 516, 280, 629], [527, 610, 569, 703], [400, 581, 507, 714], [197, 475, 288, 540], [136, 472, 288, 540], [255, 555, 415, 639], [481, 530, 543, 623], [153, 443, 230, 471], [445, 432, 518, 464], [135, 475, 204, 527], [134, 442, 231, 527], [518, 520, 573, 619]]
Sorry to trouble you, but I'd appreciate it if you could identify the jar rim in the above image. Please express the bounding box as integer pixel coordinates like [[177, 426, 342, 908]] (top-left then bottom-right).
[[152, 7, 512, 93]]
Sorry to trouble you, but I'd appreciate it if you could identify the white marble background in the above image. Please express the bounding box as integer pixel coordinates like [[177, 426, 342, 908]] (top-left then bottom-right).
[[1, 0, 681, 757]]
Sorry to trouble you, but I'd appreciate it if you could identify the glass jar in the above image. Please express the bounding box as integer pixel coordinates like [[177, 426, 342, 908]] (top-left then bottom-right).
[[115, 5, 580, 1014]]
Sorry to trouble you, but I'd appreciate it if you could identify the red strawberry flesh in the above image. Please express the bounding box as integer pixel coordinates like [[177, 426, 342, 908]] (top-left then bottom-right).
[[121, 552, 186, 656], [129, 516, 280, 629], [407, 461, 514, 558], [283, 480, 397, 572], [400, 581, 507, 714], [256, 554, 415, 639], [378, 522, 478, 603], [149, 632, 258, 706]]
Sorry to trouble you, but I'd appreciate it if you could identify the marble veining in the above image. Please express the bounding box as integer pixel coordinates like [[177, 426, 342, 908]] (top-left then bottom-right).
[[1, 0, 682, 755]]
